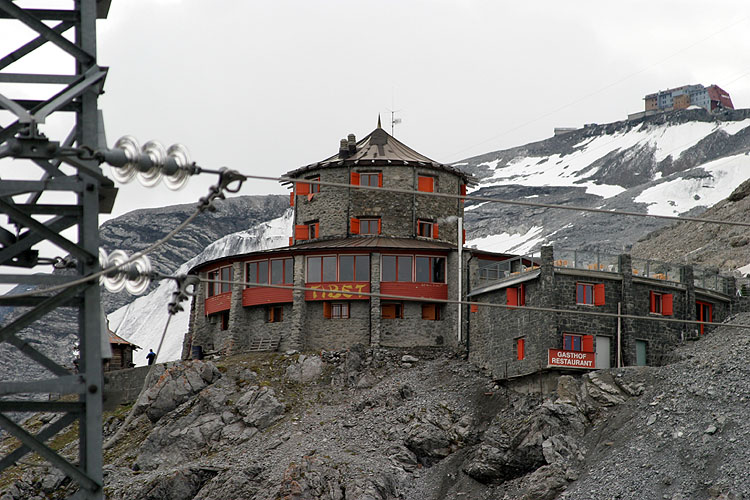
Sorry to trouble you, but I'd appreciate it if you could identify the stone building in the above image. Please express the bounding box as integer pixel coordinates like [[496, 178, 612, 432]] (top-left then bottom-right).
[[183, 122, 473, 356], [466, 245, 742, 391], [181, 121, 744, 393]]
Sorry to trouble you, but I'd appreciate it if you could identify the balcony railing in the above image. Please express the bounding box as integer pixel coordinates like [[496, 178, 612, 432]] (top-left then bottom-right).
[[553, 249, 620, 273], [478, 253, 540, 284], [693, 268, 729, 294], [631, 258, 682, 283]]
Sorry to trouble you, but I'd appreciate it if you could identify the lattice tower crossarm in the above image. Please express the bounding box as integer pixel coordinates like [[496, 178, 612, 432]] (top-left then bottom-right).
[[0, 1, 113, 498]]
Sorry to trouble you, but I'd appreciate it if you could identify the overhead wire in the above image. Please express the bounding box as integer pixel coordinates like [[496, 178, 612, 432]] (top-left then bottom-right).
[[199, 278, 748, 331], [246, 174, 750, 228]]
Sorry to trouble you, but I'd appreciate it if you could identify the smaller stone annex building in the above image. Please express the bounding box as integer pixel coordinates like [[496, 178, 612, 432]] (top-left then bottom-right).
[[182, 122, 745, 390], [183, 122, 473, 356]]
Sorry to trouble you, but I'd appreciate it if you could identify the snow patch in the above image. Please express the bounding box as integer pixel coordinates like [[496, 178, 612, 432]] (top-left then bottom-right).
[[109, 209, 293, 366], [635, 154, 750, 216], [467, 226, 544, 254]]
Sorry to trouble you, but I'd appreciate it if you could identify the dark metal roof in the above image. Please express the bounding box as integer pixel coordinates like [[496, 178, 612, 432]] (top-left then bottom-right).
[[190, 237, 456, 273], [285, 125, 474, 183], [108, 329, 139, 349], [291, 236, 456, 251]]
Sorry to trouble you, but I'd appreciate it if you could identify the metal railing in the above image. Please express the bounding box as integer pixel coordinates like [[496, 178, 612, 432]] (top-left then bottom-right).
[[553, 249, 620, 273], [693, 268, 729, 294], [631, 258, 682, 283], [478, 253, 541, 284]]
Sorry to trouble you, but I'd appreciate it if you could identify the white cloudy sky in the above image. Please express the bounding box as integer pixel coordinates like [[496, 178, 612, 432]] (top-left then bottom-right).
[[3, 0, 750, 220]]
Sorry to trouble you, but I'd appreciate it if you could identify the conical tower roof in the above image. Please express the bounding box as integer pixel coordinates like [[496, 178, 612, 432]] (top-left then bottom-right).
[[285, 123, 473, 182]]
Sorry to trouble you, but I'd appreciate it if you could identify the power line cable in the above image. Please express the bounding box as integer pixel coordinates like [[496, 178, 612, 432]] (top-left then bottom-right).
[[441, 16, 750, 162], [199, 278, 746, 331], [246, 174, 750, 228]]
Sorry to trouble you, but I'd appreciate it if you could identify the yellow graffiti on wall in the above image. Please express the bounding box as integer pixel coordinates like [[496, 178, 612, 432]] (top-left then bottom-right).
[[308, 283, 368, 299]]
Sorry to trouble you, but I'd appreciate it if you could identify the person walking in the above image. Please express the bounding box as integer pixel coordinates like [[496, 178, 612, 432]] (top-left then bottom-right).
[[146, 349, 156, 365]]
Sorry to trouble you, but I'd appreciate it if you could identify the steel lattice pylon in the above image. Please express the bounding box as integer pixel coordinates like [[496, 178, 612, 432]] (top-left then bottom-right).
[[0, 1, 114, 498]]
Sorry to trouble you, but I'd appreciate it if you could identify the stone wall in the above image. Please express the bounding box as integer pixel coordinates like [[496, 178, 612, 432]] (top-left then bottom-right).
[[292, 165, 464, 245], [467, 246, 738, 381], [304, 300, 371, 350]]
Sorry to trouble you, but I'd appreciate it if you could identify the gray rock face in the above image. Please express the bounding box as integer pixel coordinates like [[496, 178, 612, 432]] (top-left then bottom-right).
[[284, 354, 323, 383], [0, 195, 288, 385], [461, 108, 750, 255]]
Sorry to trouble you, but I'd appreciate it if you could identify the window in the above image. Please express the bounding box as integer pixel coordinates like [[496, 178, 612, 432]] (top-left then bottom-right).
[[506, 285, 525, 306], [649, 292, 673, 316], [324, 301, 349, 319], [306, 221, 319, 239], [417, 219, 438, 239], [207, 266, 232, 296], [220, 310, 229, 330], [307, 255, 369, 282], [308, 176, 321, 193], [417, 175, 435, 193], [415, 256, 445, 283], [246, 258, 292, 286], [360, 218, 380, 235], [338, 255, 370, 282], [696, 301, 712, 335], [360, 173, 381, 187], [267, 305, 283, 323], [516, 337, 525, 360], [563, 333, 594, 352], [576, 282, 605, 305], [381, 302, 403, 319], [421, 303, 441, 321]]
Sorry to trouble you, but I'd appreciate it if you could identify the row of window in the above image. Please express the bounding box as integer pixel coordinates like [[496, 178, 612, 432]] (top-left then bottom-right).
[[294, 218, 442, 241], [293, 173, 467, 195], [264, 301, 442, 322], [206, 254, 447, 296]]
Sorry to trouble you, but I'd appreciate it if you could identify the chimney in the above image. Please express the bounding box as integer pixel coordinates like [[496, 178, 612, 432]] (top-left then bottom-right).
[[347, 133, 356, 153], [339, 138, 349, 158]]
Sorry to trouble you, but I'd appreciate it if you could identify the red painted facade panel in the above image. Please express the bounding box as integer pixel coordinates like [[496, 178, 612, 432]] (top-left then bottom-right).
[[305, 282, 370, 301], [380, 282, 448, 300], [205, 293, 231, 315], [242, 286, 293, 306]]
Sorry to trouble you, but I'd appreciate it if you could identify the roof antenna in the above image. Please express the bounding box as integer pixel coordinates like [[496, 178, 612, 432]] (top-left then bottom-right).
[[387, 88, 402, 137]]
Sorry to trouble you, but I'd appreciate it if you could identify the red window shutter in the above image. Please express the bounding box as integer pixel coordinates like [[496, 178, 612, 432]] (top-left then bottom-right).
[[460, 184, 467, 203], [517, 338, 525, 360], [297, 182, 310, 195], [314, 223, 319, 239], [649, 291, 656, 313], [582, 335, 594, 353], [295, 225, 309, 241], [433, 223, 439, 239], [378, 173, 383, 187], [470, 304, 478, 313], [288, 237, 293, 246], [350, 218, 360, 235], [462, 228, 466, 244], [418, 176, 434, 192], [290, 192, 295, 206], [378, 219, 382, 234], [662, 293, 673, 316], [506, 287, 518, 306], [382, 304, 395, 319], [350, 172, 360, 186], [323, 302, 331, 319], [594, 283, 605, 305], [422, 304, 437, 320], [519, 284, 526, 306]]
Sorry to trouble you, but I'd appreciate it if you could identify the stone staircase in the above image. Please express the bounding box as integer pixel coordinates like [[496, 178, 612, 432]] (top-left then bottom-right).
[[248, 335, 281, 352]]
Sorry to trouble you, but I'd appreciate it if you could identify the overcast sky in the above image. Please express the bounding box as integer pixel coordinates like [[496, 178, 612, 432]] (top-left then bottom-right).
[[5, 1, 750, 220]]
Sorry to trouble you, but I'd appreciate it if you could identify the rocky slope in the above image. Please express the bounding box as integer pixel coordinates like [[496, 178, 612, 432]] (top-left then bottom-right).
[[632, 177, 750, 272], [462, 108, 750, 255], [3, 313, 749, 499]]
